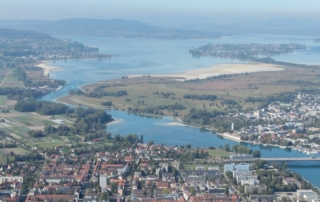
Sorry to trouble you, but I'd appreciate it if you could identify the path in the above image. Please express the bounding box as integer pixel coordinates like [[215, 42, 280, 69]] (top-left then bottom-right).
[[0, 71, 11, 87]]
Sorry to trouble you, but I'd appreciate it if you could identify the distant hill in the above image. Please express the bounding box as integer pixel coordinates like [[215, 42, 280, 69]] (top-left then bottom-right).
[[0, 19, 163, 34], [0, 19, 220, 39], [0, 28, 54, 40]]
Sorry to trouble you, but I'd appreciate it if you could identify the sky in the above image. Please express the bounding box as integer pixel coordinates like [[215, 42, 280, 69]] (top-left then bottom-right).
[[1, 0, 320, 28]]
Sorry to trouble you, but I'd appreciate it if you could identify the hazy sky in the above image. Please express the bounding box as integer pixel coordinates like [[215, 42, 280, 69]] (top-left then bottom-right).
[[1, 0, 319, 27]]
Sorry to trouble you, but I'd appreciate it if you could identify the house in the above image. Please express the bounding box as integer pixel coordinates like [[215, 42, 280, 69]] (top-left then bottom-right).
[[162, 173, 175, 182], [282, 178, 302, 188], [83, 193, 99, 202], [250, 195, 276, 202], [125, 155, 134, 162], [245, 185, 267, 194], [156, 181, 169, 189]]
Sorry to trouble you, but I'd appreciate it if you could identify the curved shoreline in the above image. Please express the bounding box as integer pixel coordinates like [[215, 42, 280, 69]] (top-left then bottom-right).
[[129, 62, 285, 80], [36, 61, 62, 76]]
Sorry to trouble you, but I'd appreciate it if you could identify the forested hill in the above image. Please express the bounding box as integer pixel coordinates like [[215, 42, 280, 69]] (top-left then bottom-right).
[[0, 28, 54, 40], [0, 19, 163, 34], [0, 19, 221, 39]]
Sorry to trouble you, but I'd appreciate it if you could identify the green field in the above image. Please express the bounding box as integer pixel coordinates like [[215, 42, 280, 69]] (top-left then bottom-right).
[[206, 149, 230, 158], [0, 157, 14, 164], [0, 96, 7, 105], [0, 147, 28, 155]]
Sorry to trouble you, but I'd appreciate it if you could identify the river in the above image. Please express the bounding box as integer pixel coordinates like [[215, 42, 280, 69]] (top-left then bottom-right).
[[40, 34, 320, 188]]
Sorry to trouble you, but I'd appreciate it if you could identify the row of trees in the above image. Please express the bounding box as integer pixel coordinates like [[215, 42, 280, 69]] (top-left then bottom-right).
[[0, 87, 45, 100], [183, 94, 217, 101], [69, 88, 127, 98], [14, 100, 70, 115]]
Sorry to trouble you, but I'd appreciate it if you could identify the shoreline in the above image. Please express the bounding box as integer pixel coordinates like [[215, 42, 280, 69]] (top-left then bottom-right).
[[36, 61, 62, 76], [107, 118, 122, 126], [129, 62, 285, 80]]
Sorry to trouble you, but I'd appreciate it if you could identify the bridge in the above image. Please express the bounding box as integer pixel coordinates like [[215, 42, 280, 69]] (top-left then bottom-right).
[[222, 157, 320, 163]]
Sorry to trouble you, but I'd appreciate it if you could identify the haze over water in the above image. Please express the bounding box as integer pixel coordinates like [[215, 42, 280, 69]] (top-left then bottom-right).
[[41, 34, 320, 188]]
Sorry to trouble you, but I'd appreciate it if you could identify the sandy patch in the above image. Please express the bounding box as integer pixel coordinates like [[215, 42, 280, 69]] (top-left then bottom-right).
[[28, 126, 45, 131], [107, 119, 122, 126], [6, 100, 17, 107], [165, 122, 185, 126], [0, 113, 18, 118], [9, 133, 21, 139], [36, 61, 61, 76], [129, 63, 284, 80]]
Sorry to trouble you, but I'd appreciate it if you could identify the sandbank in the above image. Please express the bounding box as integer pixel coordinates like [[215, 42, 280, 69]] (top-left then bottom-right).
[[107, 119, 122, 126], [129, 63, 284, 80], [165, 122, 185, 126], [36, 61, 61, 76]]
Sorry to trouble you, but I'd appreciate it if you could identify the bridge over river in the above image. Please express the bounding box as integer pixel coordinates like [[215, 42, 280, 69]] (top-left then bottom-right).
[[222, 157, 320, 165]]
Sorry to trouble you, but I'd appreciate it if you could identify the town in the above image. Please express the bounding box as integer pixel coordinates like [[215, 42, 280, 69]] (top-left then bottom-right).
[[219, 92, 320, 155], [0, 140, 318, 202]]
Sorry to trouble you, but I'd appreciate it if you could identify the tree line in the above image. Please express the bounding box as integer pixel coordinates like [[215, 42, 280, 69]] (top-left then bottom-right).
[[183, 94, 217, 101], [69, 88, 127, 98], [14, 100, 70, 115]]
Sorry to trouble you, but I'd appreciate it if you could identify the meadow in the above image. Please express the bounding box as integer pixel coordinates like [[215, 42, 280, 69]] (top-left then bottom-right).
[[59, 65, 320, 118]]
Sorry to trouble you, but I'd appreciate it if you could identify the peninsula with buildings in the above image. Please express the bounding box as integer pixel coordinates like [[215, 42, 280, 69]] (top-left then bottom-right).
[[189, 43, 306, 60]]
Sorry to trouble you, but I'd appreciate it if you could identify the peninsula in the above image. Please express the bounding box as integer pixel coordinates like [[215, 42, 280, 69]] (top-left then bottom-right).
[[189, 43, 306, 60]]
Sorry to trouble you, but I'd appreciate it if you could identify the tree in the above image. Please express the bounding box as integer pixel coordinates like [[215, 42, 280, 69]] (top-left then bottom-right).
[[148, 140, 154, 146], [162, 188, 170, 194], [224, 187, 229, 196], [100, 192, 108, 200], [110, 183, 118, 194], [224, 143, 230, 152], [186, 144, 192, 149], [252, 150, 261, 158], [140, 134, 144, 143]]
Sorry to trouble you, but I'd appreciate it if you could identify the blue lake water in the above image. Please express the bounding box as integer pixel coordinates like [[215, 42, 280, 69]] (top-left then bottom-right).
[[41, 34, 320, 188]]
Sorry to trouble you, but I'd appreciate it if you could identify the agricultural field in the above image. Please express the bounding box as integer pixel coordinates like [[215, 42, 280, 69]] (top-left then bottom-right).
[[59, 65, 320, 118], [0, 110, 74, 149], [0, 147, 28, 155], [0, 71, 24, 88], [0, 96, 7, 106]]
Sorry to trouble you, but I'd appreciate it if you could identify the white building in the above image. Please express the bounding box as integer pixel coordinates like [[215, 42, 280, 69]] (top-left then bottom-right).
[[0, 176, 23, 183], [233, 171, 253, 178], [236, 175, 258, 184], [224, 163, 250, 173], [241, 179, 260, 186], [99, 175, 108, 190], [296, 190, 319, 202]]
